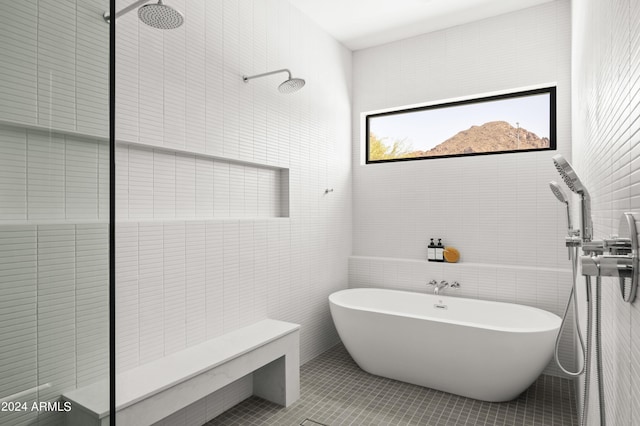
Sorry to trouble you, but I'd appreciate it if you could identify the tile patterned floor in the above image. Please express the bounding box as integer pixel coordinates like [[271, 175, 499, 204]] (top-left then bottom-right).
[[206, 343, 578, 426]]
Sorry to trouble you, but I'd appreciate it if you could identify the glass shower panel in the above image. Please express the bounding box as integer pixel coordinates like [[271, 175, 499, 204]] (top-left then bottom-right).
[[0, 1, 111, 425]]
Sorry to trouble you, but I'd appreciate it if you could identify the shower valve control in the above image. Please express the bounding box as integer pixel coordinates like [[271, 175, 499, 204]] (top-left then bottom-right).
[[580, 212, 639, 303], [582, 237, 632, 255], [581, 255, 633, 278]]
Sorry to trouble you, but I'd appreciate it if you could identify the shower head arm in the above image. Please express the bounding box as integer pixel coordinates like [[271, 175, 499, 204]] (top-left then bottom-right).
[[103, 0, 154, 23], [243, 69, 292, 82]]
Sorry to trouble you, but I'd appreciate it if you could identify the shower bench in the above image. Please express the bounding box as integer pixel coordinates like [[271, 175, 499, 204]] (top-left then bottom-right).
[[62, 319, 300, 426]]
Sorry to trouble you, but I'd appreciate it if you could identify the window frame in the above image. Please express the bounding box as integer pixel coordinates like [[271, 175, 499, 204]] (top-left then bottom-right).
[[365, 86, 557, 164]]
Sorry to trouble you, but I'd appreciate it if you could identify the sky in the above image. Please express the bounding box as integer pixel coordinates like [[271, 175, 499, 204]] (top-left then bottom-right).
[[369, 92, 551, 152]]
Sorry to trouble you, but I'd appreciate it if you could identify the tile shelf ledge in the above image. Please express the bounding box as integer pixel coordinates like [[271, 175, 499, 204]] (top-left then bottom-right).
[[116, 139, 289, 172], [0, 118, 289, 173], [349, 255, 571, 273], [116, 217, 290, 223], [0, 118, 107, 141], [0, 219, 109, 226]]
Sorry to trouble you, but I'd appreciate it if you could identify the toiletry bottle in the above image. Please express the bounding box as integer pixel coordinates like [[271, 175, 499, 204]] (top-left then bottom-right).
[[436, 239, 445, 262], [428, 238, 436, 261]]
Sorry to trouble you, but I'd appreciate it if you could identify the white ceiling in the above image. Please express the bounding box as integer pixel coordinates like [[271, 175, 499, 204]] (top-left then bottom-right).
[[288, 0, 557, 51]]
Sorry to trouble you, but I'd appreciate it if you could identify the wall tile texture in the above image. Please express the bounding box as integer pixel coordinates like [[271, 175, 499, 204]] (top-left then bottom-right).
[[0, 1, 109, 425], [113, 0, 352, 422], [349, 0, 574, 377], [572, 0, 640, 424]]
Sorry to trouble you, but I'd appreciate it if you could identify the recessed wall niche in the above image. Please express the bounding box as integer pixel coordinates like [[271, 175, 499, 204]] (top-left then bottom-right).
[[117, 142, 290, 220]]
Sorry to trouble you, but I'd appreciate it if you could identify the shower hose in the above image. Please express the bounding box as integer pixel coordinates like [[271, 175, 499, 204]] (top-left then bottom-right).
[[553, 248, 605, 425]]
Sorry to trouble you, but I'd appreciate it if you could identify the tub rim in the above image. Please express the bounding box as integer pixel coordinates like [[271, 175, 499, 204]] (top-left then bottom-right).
[[329, 287, 561, 334]]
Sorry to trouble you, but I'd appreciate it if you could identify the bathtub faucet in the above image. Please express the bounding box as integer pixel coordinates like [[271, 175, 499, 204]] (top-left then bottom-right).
[[428, 280, 449, 295], [427, 280, 460, 295]]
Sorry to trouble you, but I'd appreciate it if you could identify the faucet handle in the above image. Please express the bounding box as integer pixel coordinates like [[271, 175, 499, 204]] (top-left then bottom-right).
[[450, 281, 461, 289], [427, 280, 438, 287]]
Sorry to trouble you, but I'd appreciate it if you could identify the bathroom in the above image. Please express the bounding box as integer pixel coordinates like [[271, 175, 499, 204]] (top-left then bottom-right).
[[0, 0, 638, 425]]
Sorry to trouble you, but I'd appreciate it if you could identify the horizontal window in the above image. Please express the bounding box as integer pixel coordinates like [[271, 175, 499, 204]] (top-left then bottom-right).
[[365, 86, 556, 163]]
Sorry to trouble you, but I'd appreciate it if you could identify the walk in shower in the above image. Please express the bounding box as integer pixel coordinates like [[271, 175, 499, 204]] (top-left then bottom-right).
[[0, 1, 112, 425]]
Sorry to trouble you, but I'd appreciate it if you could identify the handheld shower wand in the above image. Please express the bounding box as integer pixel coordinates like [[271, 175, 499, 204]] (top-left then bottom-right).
[[550, 154, 603, 426], [549, 181, 572, 230], [549, 181, 586, 382], [552, 155, 639, 426], [552, 154, 593, 241], [549, 181, 581, 259]]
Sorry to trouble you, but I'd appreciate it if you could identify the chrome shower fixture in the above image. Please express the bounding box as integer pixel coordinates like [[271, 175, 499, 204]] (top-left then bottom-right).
[[103, 0, 184, 29], [549, 181, 573, 231], [242, 69, 306, 94], [552, 154, 593, 241], [552, 154, 587, 194], [549, 181, 581, 258], [581, 212, 639, 303]]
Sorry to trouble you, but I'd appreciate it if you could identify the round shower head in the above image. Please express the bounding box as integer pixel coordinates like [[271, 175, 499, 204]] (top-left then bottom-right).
[[138, 0, 184, 29], [549, 181, 569, 204], [278, 77, 306, 94], [552, 154, 586, 194]]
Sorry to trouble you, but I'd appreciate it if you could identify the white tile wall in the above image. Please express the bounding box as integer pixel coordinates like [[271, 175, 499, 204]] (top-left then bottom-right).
[[37, 1, 77, 131], [0, 3, 110, 425], [75, 224, 110, 388], [350, 0, 573, 378], [0, 126, 27, 219], [114, 2, 352, 423], [0, 224, 109, 426], [0, 2, 109, 137], [572, 0, 640, 424], [76, 0, 110, 137], [0, 123, 109, 222], [185, 221, 207, 346], [27, 131, 66, 220], [0, 2, 38, 125], [164, 222, 187, 355], [66, 137, 99, 219], [138, 222, 165, 364], [0, 226, 38, 426], [119, 144, 289, 220], [116, 222, 140, 372], [353, 1, 571, 265]]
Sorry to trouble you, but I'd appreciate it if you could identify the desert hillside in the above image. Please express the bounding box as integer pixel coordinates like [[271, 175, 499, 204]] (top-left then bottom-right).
[[409, 121, 549, 157]]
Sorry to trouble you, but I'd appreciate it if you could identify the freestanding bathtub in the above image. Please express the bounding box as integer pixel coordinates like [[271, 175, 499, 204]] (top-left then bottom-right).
[[329, 288, 562, 402]]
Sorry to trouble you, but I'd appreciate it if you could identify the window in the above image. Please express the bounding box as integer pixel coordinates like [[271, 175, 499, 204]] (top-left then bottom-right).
[[365, 86, 556, 163]]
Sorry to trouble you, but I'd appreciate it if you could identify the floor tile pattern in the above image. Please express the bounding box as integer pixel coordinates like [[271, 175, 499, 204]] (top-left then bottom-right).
[[207, 344, 578, 426]]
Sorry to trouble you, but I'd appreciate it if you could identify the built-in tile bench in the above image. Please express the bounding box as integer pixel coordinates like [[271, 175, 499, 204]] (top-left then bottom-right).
[[63, 319, 300, 426]]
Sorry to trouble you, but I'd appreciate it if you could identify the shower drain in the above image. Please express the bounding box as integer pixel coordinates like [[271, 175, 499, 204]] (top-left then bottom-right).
[[299, 419, 328, 426]]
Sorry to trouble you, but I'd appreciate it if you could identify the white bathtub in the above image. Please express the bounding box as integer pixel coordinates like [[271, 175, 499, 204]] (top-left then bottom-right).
[[329, 288, 561, 402]]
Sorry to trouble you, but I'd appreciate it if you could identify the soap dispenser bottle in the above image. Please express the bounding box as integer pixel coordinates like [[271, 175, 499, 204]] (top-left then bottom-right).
[[428, 238, 436, 262], [435, 239, 445, 262]]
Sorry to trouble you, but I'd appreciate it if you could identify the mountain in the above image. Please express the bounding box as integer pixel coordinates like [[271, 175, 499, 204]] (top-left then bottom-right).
[[408, 121, 549, 158]]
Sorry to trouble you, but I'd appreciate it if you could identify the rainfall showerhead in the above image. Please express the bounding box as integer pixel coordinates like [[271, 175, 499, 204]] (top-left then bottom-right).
[[243, 69, 306, 94], [103, 0, 184, 30], [278, 77, 306, 94], [552, 154, 592, 241], [138, 1, 183, 29]]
